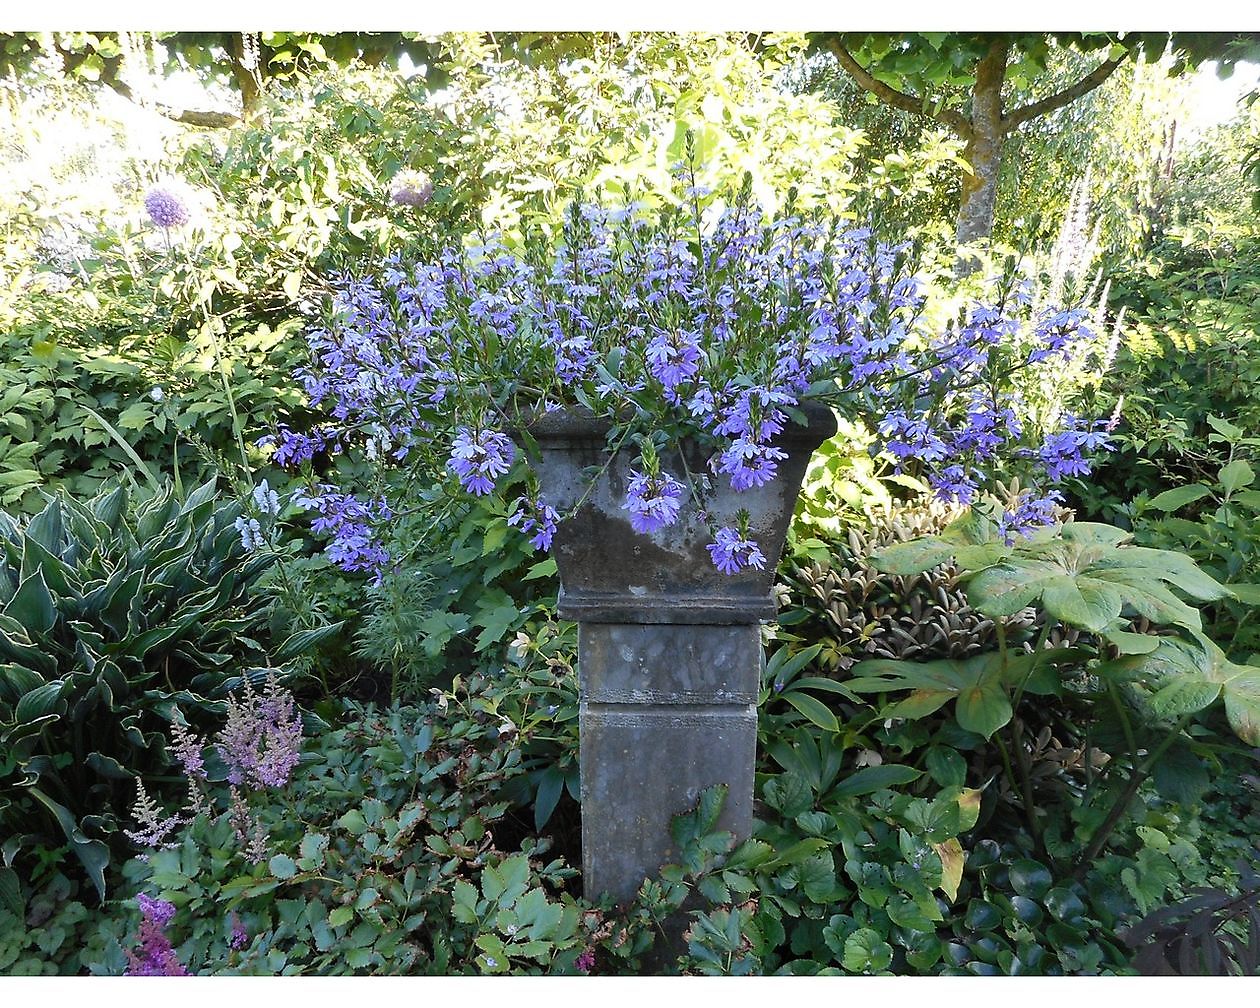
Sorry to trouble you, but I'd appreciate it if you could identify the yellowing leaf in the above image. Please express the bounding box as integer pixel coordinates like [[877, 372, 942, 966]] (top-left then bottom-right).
[[932, 839, 965, 901]]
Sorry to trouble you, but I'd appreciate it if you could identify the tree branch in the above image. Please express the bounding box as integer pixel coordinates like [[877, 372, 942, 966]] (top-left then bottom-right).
[[1002, 53, 1129, 132], [54, 36, 241, 129], [825, 38, 972, 139]]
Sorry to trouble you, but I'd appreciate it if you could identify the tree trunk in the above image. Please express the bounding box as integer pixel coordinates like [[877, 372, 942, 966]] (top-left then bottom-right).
[[230, 33, 265, 123], [955, 37, 1010, 251]]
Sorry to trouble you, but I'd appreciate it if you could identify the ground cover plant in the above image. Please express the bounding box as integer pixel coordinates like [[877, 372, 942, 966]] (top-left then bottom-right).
[[1, 30, 1259, 978]]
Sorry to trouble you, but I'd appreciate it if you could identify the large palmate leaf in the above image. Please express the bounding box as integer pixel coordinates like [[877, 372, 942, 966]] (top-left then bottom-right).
[[875, 518, 1228, 635], [1139, 635, 1260, 746], [848, 649, 1072, 739]]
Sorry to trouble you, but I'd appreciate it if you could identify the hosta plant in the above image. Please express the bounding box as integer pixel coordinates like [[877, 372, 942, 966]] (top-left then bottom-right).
[[0, 479, 318, 896]]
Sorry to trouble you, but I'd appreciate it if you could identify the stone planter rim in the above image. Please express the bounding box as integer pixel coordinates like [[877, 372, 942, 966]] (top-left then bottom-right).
[[522, 398, 839, 446]]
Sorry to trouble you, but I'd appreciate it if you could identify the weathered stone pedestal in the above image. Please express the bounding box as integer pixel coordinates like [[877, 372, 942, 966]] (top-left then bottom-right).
[[527, 404, 837, 927]]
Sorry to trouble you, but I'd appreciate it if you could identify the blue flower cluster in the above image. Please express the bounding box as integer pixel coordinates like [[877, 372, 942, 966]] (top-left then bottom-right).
[[268, 175, 1113, 577]]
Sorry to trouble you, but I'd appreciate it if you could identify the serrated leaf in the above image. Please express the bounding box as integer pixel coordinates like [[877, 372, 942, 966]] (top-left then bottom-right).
[[871, 537, 955, 575]]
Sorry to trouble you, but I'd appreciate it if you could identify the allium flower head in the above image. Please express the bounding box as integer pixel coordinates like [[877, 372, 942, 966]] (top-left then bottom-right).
[[389, 169, 433, 208], [143, 184, 192, 229]]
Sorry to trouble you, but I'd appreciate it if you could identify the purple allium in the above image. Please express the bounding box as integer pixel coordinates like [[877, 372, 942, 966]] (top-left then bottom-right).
[[508, 495, 560, 551], [707, 526, 767, 575], [575, 948, 596, 973], [143, 185, 191, 229], [126, 895, 187, 976], [388, 169, 434, 208], [448, 428, 516, 496], [623, 470, 687, 533], [217, 673, 303, 790]]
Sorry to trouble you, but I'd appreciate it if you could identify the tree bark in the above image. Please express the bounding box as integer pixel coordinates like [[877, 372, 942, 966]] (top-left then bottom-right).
[[230, 33, 265, 123], [955, 37, 1009, 250]]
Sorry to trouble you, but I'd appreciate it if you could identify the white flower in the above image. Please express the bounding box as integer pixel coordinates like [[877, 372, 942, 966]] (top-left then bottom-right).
[[150, 387, 165, 402]]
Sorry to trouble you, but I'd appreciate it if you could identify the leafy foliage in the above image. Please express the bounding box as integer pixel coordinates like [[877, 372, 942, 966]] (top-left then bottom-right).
[[0, 480, 290, 894]]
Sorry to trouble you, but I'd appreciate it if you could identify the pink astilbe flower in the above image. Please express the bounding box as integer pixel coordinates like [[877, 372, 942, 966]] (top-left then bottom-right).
[[125, 895, 188, 976], [124, 779, 182, 851], [169, 719, 207, 780], [217, 671, 304, 790]]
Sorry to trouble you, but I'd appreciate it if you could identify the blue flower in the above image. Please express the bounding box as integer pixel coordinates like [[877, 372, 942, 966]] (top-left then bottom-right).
[[624, 471, 687, 533], [707, 526, 767, 575], [448, 428, 516, 496]]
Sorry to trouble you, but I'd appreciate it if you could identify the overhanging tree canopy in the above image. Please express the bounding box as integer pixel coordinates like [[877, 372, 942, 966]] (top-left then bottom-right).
[[809, 32, 1260, 247]]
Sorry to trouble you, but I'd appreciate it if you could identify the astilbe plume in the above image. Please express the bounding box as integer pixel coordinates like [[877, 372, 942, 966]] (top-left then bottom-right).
[[218, 672, 304, 790], [125, 895, 188, 976], [124, 779, 182, 851]]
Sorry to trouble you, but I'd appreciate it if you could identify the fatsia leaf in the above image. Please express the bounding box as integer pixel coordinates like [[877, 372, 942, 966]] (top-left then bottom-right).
[[871, 537, 955, 576], [1040, 575, 1124, 632]]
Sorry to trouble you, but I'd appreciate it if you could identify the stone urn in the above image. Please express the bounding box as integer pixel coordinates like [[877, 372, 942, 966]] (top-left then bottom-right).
[[526, 402, 838, 908]]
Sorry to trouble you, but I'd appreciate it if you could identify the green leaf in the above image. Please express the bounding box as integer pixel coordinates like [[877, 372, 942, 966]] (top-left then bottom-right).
[[831, 764, 921, 798], [269, 854, 298, 880], [1146, 485, 1212, 511], [1219, 459, 1255, 495], [0, 867, 23, 918], [955, 675, 1012, 739], [783, 691, 840, 732], [1228, 583, 1260, 604], [965, 561, 1055, 616], [533, 767, 565, 831], [1040, 575, 1122, 632], [5, 571, 56, 636], [872, 537, 954, 575], [274, 622, 345, 660], [328, 906, 353, 928], [842, 927, 893, 973], [1148, 676, 1221, 718]]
